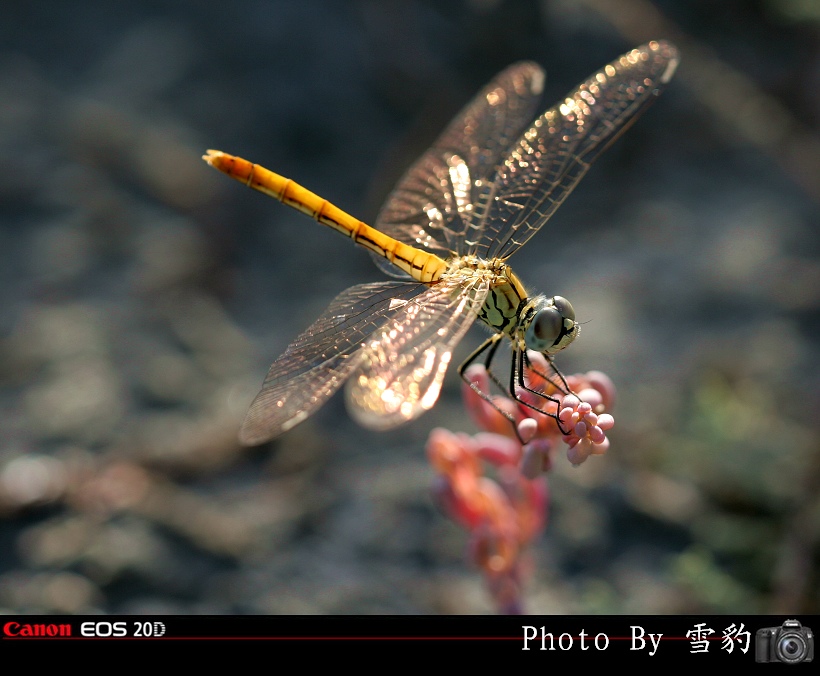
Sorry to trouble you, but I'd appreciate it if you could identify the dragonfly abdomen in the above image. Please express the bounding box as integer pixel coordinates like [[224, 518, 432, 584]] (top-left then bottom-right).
[[203, 150, 447, 283]]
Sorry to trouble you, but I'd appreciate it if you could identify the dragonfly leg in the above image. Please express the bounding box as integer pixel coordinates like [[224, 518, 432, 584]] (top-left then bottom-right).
[[480, 336, 511, 394], [459, 333, 504, 377], [459, 334, 524, 439], [511, 348, 572, 435], [523, 351, 573, 394]]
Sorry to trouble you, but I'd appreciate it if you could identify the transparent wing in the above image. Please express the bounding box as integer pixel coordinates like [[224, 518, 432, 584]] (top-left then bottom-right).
[[346, 274, 490, 429], [239, 281, 426, 444], [374, 62, 545, 258], [475, 40, 680, 260]]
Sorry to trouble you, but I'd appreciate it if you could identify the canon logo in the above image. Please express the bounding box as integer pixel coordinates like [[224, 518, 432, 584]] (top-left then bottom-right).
[[4, 622, 72, 637]]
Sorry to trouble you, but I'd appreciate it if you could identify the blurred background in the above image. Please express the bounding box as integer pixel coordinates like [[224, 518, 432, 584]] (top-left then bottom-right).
[[0, 0, 818, 614]]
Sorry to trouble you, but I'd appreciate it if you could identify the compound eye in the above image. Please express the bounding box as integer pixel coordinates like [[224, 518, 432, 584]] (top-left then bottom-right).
[[525, 307, 562, 351], [551, 296, 575, 321]]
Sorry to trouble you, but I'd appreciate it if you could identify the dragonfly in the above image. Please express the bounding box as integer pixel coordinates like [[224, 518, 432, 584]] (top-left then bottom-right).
[[205, 40, 679, 445]]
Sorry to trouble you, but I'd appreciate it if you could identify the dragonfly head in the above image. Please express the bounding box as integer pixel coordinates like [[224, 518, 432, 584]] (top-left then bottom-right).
[[523, 295, 579, 355]]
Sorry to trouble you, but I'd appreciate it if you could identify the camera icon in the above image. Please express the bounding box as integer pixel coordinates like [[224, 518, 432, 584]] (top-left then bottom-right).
[[755, 619, 814, 664]]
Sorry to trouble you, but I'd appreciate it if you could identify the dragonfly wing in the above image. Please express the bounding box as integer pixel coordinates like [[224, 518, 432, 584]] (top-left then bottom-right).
[[240, 281, 426, 444], [346, 274, 490, 429], [374, 62, 545, 258], [476, 41, 680, 260]]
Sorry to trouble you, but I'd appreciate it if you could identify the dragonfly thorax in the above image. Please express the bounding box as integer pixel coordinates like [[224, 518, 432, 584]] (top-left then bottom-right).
[[443, 255, 577, 354], [443, 255, 528, 337]]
